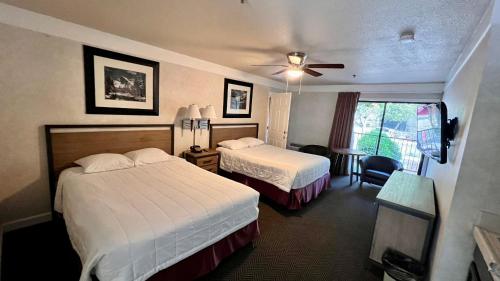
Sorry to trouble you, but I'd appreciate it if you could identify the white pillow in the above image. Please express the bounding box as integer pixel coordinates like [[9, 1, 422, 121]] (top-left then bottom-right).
[[238, 137, 264, 147], [74, 153, 134, 174], [124, 148, 171, 166], [218, 140, 248, 150]]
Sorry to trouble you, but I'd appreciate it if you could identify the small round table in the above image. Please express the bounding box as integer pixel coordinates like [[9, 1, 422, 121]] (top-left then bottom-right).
[[331, 148, 366, 186]]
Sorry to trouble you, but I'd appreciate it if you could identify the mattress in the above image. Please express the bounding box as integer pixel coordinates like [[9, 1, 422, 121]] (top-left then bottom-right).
[[54, 157, 259, 281], [217, 144, 330, 192]]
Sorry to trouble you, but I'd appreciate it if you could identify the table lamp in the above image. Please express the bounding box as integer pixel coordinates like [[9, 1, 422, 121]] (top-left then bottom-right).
[[185, 104, 202, 152]]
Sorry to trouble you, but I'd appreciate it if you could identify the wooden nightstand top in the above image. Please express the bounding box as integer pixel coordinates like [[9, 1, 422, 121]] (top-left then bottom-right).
[[183, 148, 220, 159]]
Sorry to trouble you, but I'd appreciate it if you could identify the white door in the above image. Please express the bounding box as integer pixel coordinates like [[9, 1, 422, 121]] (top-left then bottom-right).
[[267, 92, 292, 148]]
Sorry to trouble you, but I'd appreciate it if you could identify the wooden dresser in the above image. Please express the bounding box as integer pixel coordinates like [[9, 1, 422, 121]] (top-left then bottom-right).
[[369, 171, 436, 265], [184, 149, 220, 174]]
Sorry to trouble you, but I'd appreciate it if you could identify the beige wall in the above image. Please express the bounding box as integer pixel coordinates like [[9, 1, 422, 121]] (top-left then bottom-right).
[[429, 11, 500, 279], [439, 23, 500, 280], [0, 23, 270, 225], [427, 27, 489, 281], [287, 92, 338, 147], [427, 36, 489, 222]]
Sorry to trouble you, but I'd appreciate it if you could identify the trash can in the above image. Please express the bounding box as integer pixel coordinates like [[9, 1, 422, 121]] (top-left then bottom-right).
[[382, 249, 425, 281]]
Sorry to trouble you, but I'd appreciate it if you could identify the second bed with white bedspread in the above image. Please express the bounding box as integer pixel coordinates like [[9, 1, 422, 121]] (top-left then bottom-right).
[[217, 144, 330, 192]]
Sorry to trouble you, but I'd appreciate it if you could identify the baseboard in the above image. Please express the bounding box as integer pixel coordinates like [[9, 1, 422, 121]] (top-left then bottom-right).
[[2, 212, 52, 233]]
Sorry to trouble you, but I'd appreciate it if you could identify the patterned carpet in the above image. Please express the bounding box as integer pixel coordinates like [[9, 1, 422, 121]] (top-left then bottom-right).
[[201, 176, 383, 281], [2, 176, 383, 281]]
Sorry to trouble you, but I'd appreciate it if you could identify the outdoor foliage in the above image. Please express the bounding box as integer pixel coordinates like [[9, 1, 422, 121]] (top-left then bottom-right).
[[354, 102, 417, 134], [357, 130, 402, 161], [354, 103, 383, 134], [385, 103, 417, 126]]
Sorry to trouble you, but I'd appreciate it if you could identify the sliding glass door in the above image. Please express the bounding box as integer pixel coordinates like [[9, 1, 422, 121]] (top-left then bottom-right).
[[352, 101, 425, 173]]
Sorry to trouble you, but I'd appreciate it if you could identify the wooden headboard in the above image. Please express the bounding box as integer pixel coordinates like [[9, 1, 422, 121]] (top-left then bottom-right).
[[209, 123, 259, 149], [45, 124, 174, 209]]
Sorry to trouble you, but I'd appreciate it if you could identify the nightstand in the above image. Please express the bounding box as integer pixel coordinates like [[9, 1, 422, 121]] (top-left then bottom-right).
[[184, 149, 220, 174]]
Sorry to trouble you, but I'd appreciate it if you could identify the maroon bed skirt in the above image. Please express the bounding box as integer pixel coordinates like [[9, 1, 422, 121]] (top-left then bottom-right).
[[147, 220, 259, 281], [222, 171, 331, 210]]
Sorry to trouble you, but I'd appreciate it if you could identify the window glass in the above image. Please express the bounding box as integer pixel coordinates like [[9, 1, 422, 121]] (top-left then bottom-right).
[[352, 102, 384, 156], [351, 102, 424, 173]]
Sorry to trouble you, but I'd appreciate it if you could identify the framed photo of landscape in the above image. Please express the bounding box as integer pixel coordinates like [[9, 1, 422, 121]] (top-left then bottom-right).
[[223, 78, 253, 118], [83, 45, 159, 115]]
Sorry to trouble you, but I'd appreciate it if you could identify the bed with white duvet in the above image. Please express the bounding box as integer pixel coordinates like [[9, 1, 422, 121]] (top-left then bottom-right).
[[217, 144, 330, 192], [55, 157, 259, 281]]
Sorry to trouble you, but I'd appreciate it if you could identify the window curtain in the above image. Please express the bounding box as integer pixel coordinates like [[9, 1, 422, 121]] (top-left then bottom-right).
[[328, 92, 361, 176]]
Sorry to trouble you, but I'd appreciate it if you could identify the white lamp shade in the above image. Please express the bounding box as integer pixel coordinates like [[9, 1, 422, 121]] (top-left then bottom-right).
[[185, 104, 201, 119], [201, 105, 217, 120]]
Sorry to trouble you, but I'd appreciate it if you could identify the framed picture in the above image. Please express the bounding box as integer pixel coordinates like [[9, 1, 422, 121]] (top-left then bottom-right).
[[223, 78, 253, 118], [83, 46, 159, 115]]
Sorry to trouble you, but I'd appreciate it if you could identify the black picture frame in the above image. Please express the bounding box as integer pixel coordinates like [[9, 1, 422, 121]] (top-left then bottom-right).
[[83, 45, 160, 115], [222, 78, 253, 118]]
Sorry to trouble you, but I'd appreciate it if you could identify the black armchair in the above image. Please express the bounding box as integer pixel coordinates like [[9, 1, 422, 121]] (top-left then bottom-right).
[[299, 145, 332, 171], [359, 155, 404, 186]]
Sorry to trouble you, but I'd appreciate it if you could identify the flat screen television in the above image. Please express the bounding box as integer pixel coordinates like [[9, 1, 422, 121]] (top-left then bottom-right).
[[417, 102, 452, 164]]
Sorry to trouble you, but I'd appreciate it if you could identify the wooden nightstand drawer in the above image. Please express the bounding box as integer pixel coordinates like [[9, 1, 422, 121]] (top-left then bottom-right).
[[200, 164, 218, 173], [184, 149, 220, 174], [194, 155, 218, 166]]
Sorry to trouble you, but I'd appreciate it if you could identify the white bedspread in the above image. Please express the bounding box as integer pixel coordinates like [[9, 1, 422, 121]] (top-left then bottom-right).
[[217, 144, 330, 192], [55, 157, 259, 281]]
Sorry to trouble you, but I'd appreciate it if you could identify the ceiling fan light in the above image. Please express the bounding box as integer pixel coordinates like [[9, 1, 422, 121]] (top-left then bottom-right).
[[288, 55, 303, 65], [287, 52, 306, 65], [287, 69, 303, 78]]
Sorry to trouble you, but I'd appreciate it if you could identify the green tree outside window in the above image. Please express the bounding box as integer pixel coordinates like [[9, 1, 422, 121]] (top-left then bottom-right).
[[357, 130, 402, 161]]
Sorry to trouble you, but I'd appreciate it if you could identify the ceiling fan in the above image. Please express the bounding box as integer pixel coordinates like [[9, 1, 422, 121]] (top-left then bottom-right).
[[252, 51, 344, 78]]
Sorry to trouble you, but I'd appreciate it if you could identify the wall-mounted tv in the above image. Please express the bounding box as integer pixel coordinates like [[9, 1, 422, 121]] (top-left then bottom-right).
[[416, 102, 458, 164]]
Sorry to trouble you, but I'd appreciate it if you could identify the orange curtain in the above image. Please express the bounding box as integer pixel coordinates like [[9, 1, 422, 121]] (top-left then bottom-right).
[[328, 92, 360, 175]]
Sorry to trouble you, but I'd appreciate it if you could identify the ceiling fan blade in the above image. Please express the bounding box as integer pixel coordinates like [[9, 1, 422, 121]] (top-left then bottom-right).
[[272, 69, 288, 75], [303, 68, 323, 77], [251, 64, 288, 67], [306, 64, 345, 69]]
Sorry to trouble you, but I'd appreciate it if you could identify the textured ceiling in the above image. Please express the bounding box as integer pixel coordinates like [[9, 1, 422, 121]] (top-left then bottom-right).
[[1, 0, 491, 85]]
